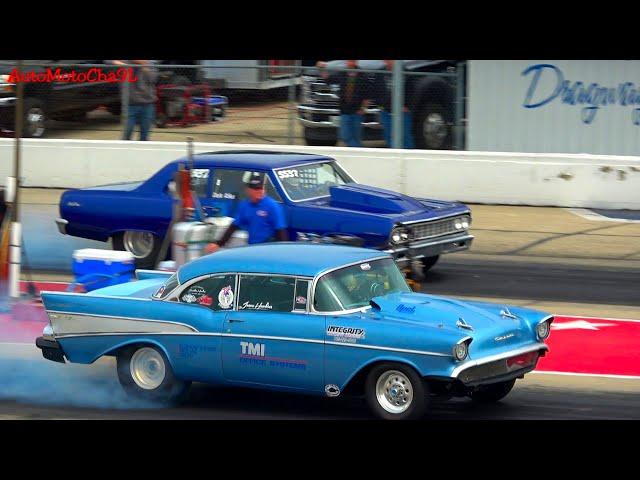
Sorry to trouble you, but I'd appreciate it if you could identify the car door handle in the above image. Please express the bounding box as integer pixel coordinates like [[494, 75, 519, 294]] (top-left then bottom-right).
[[227, 318, 245, 323]]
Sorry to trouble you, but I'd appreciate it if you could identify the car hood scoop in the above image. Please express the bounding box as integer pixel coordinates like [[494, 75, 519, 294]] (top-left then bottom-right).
[[329, 184, 426, 214]]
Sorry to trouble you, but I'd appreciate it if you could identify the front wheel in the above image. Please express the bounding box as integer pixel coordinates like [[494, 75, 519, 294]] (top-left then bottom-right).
[[414, 102, 452, 150], [469, 379, 516, 404], [113, 231, 162, 269], [365, 363, 429, 420], [22, 98, 47, 138], [117, 345, 190, 404]]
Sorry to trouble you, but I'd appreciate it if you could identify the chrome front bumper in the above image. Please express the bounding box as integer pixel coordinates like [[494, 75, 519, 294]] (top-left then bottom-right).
[[55, 218, 68, 235], [297, 104, 383, 129], [384, 232, 474, 265]]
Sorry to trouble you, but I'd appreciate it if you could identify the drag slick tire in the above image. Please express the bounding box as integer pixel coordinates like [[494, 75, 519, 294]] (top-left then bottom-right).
[[469, 379, 516, 404], [117, 345, 190, 405], [365, 362, 429, 420], [113, 231, 161, 269]]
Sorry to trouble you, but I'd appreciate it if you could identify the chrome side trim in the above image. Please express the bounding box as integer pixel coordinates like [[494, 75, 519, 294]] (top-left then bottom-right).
[[41, 291, 153, 302], [325, 340, 450, 357], [450, 344, 549, 378]]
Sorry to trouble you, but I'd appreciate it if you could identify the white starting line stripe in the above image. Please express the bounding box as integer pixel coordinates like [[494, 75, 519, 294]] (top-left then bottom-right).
[[531, 370, 640, 380], [558, 314, 640, 323], [566, 208, 640, 223]]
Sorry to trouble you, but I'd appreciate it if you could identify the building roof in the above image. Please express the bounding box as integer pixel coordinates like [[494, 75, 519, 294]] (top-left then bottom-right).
[[177, 243, 389, 283]]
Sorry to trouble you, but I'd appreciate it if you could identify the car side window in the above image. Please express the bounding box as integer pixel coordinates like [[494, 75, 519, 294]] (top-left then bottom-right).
[[179, 274, 237, 311], [190, 168, 211, 198], [238, 275, 296, 313], [211, 169, 250, 201]]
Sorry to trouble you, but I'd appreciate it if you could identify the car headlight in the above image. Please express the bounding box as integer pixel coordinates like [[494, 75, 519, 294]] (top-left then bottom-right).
[[390, 227, 410, 245], [455, 215, 471, 230], [536, 319, 552, 340], [453, 341, 468, 362]]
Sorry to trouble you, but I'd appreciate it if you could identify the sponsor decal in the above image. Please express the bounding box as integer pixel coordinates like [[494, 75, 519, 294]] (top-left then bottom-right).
[[182, 294, 197, 303], [396, 304, 416, 314], [218, 285, 234, 309], [240, 341, 265, 356], [189, 285, 206, 298], [360, 263, 371, 271], [155, 285, 166, 297], [296, 296, 307, 305], [239, 301, 273, 310], [178, 344, 217, 359], [212, 192, 236, 199], [198, 295, 213, 306], [256, 209, 268, 217], [326, 325, 366, 343], [238, 341, 307, 370]]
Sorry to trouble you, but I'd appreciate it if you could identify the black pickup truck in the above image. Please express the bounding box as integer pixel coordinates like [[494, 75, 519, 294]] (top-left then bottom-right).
[[298, 60, 462, 149], [0, 60, 121, 138]]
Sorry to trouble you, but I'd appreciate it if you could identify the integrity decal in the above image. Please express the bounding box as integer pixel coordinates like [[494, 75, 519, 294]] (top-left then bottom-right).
[[326, 325, 366, 343]]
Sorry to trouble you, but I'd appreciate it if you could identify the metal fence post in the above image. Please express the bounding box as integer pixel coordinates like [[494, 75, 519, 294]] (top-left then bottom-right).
[[454, 62, 465, 150], [121, 73, 130, 140], [287, 74, 296, 145], [391, 61, 404, 149]]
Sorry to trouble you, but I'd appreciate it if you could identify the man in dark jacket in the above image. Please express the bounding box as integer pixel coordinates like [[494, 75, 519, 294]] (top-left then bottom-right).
[[375, 60, 415, 149], [112, 60, 158, 141], [317, 60, 371, 147]]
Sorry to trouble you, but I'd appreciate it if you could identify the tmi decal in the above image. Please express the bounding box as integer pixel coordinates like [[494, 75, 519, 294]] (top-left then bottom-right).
[[240, 341, 265, 357], [521, 63, 640, 125]]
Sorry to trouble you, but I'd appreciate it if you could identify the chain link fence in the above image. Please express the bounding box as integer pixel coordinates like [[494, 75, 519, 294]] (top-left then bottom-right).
[[0, 60, 465, 149]]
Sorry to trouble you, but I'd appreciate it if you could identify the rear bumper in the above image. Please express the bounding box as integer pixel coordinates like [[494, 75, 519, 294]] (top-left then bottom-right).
[[384, 232, 474, 265], [55, 218, 68, 235], [35, 336, 66, 363]]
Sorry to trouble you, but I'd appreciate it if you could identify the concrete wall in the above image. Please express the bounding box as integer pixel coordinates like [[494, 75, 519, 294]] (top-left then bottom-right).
[[1, 138, 639, 209]]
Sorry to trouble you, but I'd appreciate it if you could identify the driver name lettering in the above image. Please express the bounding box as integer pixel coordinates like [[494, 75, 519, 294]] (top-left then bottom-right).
[[327, 325, 365, 343], [239, 301, 273, 310]]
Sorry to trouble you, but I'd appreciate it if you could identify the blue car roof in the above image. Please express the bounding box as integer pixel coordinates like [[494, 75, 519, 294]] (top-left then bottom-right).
[[172, 151, 335, 170], [177, 243, 390, 283]]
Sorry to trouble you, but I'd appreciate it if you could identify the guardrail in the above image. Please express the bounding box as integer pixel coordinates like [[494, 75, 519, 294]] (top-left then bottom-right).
[[0, 138, 638, 209]]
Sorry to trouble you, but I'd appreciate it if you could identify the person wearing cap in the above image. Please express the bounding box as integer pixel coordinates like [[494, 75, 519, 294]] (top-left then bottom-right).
[[205, 172, 288, 253]]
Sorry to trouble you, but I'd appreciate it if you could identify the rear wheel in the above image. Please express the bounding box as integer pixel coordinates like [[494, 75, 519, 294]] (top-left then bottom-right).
[[414, 102, 452, 150], [22, 98, 47, 138], [365, 362, 429, 420], [469, 379, 516, 403], [113, 231, 161, 269], [117, 345, 190, 404]]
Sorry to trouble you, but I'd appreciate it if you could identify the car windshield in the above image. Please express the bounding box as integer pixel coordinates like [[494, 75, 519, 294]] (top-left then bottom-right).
[[275, 162, 354, 201], [314, 258, 411, 312], [152, 273, 180, 299]]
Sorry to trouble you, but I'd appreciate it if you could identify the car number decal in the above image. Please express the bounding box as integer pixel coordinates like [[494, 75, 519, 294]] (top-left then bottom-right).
[[277, 169, 299, 179]]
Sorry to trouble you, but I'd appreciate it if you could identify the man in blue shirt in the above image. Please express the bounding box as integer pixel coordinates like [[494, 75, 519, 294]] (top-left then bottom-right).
[[205, 172, 288, 253]]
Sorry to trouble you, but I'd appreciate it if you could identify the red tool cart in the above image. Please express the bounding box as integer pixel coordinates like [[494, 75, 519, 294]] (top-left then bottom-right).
[[155, 84, 228, 128]]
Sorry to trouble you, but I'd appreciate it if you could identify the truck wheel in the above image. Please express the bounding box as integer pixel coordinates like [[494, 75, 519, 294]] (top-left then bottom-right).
[[469, 379, 516, 404], [22, 98, 47, 138], [414, 102, 452, 150], [117, 345, 190, 405], [365, 362, 429, 420], [113, 231, 161, 269], [304, 127, 338, 146]]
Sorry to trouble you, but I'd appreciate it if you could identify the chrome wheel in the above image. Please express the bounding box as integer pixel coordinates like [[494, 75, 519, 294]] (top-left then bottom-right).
[[376, 370, 414, 414], [130, 347, 166, 390], [26, 107, 46, 137], [123, 231, 155, 258], [422, 112, 447, 148]]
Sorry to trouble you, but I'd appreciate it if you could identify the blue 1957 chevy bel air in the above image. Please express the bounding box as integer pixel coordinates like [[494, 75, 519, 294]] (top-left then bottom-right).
[[36, 243, 552, 420], [55, 150, 474, 271]]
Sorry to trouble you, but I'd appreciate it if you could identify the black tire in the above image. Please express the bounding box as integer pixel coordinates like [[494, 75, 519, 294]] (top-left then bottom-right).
[[414, 102, 452, 150], [116, 344, 190, 405], [365, 362, 429, 420], [421, 255, 440, 273], [469, 379, 516, 404], [304, 127, 338, 146], [21, 98, 47, 138], [112, 231, 162, 269]]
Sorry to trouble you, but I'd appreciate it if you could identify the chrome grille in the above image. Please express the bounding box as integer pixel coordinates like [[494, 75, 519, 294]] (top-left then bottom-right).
[[409, 216, 469, 241]]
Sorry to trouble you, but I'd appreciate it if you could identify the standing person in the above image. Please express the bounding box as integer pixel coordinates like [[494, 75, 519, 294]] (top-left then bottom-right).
[[205, 172, 288, 253], [317, 60, 371, 147], [375, 60, 415, 149], [111, 60, 158, 141]]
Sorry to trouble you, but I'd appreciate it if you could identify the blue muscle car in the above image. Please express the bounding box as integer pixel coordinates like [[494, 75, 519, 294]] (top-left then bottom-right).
[[36, 243, 552, 420], [55, 150, 473, 272]]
